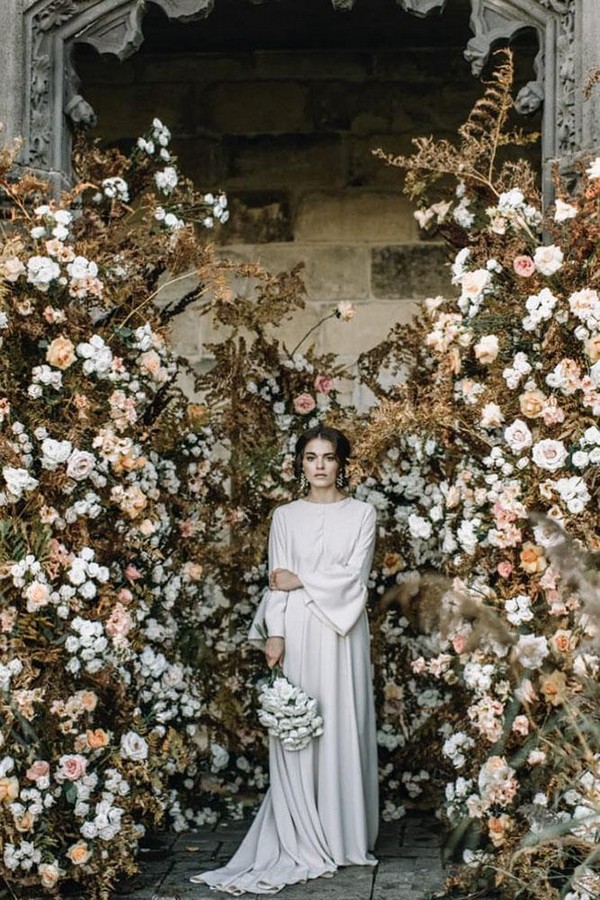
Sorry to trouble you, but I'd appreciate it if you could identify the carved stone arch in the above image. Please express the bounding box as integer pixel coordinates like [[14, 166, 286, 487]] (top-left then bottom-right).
[[21, 0, 584, 196]]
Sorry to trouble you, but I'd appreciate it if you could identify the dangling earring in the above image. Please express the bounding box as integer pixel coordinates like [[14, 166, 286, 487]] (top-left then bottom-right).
[[300, 472, 308, 491], [336, 469, 345, 489]]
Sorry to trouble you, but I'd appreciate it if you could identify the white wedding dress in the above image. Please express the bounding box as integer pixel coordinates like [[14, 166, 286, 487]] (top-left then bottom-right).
[[190, 497, 379, 895]]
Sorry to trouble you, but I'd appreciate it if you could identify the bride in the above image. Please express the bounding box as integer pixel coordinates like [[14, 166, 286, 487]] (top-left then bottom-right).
[[191, 424, 379, 894]]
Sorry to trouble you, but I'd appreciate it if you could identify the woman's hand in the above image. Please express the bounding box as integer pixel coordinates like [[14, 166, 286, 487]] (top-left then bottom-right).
[[265, 636, 285, 669], [269, 568, 302, 591]]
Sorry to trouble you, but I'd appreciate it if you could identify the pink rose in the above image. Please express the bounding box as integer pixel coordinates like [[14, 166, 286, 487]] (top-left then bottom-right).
[[26, 760, 50, 782], [497, 561, 513, 578], [57, 754, 87, 782], [293, 393, 316, 415], [452, 634, 466, 654], [513, 255, 535, 277], [105, 603, 134, 642], [124, 564, 142, 583], [314, 374, 334, 394], [512, 715, 530, 737]]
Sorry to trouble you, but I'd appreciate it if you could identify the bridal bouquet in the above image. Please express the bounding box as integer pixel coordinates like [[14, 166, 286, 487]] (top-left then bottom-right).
[[257, 669, 324, 751]]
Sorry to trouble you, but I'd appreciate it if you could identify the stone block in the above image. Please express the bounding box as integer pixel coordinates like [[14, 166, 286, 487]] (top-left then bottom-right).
[[84, 83, 196, 140], [138, 53, 255, 85], [254, 51, 371, 83], [295, 191, 418, 243], [373, 48, 468, 83], [0, 0, 24, 143], [320, 300, 417, 357], [75, 46, 136, 85], [371, 244, 450, 300], [223, 191, 293, 244], [345, 133, 415, 189], [224, 135, 344, 189], [221, 243, 370, 301], [173, 135, 227, 188], [310, 82, 396, 133], [207, 82, 310, 135]]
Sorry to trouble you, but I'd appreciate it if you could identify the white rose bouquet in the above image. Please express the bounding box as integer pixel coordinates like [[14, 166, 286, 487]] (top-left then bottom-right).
[[257, 668, 324, 752]]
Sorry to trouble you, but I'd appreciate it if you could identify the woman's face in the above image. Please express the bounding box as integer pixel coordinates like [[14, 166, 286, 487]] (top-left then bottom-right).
[[302, 437, 340, 489]]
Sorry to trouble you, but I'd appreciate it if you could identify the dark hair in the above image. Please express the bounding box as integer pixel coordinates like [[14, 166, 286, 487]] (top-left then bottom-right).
[[293, 425, 351, 482]]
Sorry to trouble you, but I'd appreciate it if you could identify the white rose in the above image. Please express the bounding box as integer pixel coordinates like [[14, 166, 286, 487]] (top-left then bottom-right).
[[533, 244, 564, 277], [41, 437, 73, 470], [554, 199, 577, 222], [66, 450, 96, 481], [514, 634, 549, 669], [408, 514, 433, 540], [531, 439, 568, 472], [474, 334, 499, 364], [2, 466, 38, 499], [504, 419, 533, 454], [120, 731, 148, 762], [586, 157, 600, 179], [460, 269, 491, 300], [480, 403, 504, 428]]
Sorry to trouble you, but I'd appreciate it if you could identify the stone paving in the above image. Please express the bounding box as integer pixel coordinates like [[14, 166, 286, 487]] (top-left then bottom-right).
[[112, 812, 446, 900]]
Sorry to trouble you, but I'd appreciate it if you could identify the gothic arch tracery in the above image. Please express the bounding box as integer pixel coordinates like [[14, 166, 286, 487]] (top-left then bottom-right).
[[22, 0, 580, 190]]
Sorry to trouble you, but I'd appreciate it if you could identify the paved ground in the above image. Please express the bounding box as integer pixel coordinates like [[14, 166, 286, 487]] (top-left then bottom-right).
[[112, 812, 446, 900]]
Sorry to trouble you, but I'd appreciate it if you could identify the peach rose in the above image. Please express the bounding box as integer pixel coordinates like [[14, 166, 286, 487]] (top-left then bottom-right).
[[519, 389, 546, 419], [15, 810, 36, 832], [105, 603, 134, 642], [86, 729, 110, 750], [46, 336, 76, 370], [314, 374, 334, 394], [474, 334, 499, 364], [0, 776, 19, 804], [539, 670, 567, 706], [139, 349, 165, 381], [26, 760, 50, 781], [24, 581, 51, 611], [551, 629, 576, 654], [1, 257, 26, 282], [182, 561, 204, 581], [488, 814, 513, 848], [79, 691, 98, 712], [293, 393, 316, 415], [66, 842, 92, 866], [38, 863, 60, 889], [519, 542, 547, 574], [513, 255, 535, 277]]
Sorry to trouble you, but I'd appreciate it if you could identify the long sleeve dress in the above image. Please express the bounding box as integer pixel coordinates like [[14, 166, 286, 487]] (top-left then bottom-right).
[[190, 497, 379, 895]]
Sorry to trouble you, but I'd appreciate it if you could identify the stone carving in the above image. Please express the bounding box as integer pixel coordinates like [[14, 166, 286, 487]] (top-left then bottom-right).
[[22, 0, 583, 185], [396, 0, 447, 15]]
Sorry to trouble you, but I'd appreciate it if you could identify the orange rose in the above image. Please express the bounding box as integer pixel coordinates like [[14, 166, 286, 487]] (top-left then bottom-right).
[[540, 669, 568, 706], [15, 810, 35, 832], [66, 842, 92, 866], [86, 728, 110, 750], [519, 542, 547, 574], [488, 814, 512, 848], [551, 629, 576, 654], [0, 776, 19, 804], [79, 691, 98, 712], [46, 336, 76, 370], [519, 389, 546, 419]]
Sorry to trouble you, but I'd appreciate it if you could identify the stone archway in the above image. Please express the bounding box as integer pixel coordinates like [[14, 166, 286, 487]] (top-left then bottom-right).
[[16, 0, 598, 196]]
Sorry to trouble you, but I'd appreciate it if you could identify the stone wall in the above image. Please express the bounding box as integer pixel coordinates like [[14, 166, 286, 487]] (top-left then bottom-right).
[[73, 1, 538, 402]]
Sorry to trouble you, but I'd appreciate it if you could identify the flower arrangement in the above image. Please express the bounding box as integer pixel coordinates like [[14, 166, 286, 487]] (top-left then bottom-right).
[[257, 669, 324, 752], [0, 118, 244, 897], [358, 50, 600, 898]]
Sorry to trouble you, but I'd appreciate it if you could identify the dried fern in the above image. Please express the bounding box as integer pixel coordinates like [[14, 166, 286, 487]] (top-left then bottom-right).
[[374, 49, 539, 203]]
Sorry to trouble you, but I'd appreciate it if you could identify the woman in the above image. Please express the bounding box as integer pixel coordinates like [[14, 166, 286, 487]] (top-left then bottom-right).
[[191, 424, 378, 894]]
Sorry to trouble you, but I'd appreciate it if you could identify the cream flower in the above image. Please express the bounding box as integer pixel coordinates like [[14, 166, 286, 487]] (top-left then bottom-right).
[[46, 336, 76, 370], [480, 403, 504, 428], [554, 199, 577, 222], [504, 419, 533, 454], [533, 244, 564, 277], [586, 156, 600, 179], [474, 334, 499, 364]]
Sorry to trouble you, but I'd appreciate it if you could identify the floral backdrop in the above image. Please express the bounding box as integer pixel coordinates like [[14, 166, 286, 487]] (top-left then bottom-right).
[[0, 50, 598, 900]]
